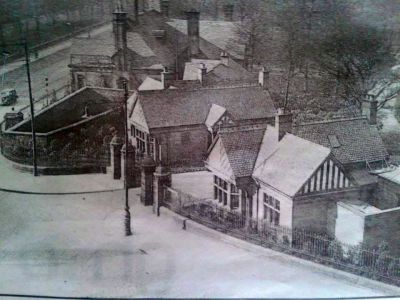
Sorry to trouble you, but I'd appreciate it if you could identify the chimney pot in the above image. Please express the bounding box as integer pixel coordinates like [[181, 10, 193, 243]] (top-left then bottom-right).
[[198, 63, 207, 84]]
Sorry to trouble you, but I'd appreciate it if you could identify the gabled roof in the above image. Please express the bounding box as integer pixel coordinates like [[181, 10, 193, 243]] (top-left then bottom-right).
[[218, 127, 266, 178], [138, 77, 164, 91], [293, 117, 389, 165], [205, 104, 226, 128], [167, 19, 244, 60], [183, 58, 255, 83], [183, 59, 221, 80], [136, 85, 276, 129], [253, 134, 331, 197]]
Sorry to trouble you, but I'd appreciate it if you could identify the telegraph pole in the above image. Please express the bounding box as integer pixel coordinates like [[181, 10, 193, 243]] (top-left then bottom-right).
[[1, 41, 38, 176], [123, 80, 132, 236], [24, 41, 38, 176]]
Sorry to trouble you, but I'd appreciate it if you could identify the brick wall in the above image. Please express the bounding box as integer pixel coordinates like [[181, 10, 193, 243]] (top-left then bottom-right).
[[154, 125, 209, 169], [376, 177, 400, 209], [364, 208, 400, 256], [293, 199, 331, 234]]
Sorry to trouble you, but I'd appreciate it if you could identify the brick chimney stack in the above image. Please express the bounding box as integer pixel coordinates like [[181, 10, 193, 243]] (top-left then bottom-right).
[[160, 0, 170, 17], [220, 51, 229, 66], [113, 1, 128, 71], [223, 4, 234, 21], [275, 108, 293, 141], [362, 94, 378, 125], [186, 10, 200, 58], [161, 67, 174, 89]]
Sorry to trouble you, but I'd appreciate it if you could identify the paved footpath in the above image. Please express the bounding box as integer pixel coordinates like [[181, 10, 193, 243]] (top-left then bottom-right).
[[0, 190, 398, 298], [0, 154, 123, 194]]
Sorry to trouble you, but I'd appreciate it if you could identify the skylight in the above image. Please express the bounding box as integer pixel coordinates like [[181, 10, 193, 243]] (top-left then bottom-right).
[[328, 135, 341, 148]]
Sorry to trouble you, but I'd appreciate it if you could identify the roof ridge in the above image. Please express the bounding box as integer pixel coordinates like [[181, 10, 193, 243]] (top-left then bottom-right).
[[294, 116, 367, 127], [139, 83, 261, 94]]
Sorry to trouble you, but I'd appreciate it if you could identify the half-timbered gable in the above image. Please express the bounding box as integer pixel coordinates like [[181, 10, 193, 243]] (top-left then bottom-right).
[[296, 156, 355, 196]]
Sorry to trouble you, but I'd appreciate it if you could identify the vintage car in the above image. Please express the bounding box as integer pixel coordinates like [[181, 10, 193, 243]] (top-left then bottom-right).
[[0, 89, 18, 106]]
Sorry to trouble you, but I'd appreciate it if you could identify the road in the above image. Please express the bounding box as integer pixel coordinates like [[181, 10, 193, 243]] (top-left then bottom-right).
[[0, 23, 112, 122], [0, 189, 395, 298]]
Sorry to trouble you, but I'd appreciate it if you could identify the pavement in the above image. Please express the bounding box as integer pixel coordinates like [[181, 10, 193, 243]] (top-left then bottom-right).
[[0, 188, 397, 298], [0, 154, 123, 194]]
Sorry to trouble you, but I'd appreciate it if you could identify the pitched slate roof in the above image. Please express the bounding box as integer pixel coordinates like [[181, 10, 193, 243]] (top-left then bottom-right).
[[219, 127, 266, 178], [293, 117, 389, 165], [137, 85, 276, 129], [167, 19, 244, 59], [253, 134, 331, 197]]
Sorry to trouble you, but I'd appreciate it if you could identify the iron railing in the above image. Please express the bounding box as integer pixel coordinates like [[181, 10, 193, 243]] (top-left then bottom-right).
[[163, 185, 400, 287]]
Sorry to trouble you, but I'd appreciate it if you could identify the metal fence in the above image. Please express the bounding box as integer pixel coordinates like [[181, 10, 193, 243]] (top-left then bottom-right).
[[163, 186, 400, 287]]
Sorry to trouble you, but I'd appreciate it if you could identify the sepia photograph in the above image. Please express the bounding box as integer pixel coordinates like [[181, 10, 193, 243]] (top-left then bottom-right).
[[0, 0, 400, 298]]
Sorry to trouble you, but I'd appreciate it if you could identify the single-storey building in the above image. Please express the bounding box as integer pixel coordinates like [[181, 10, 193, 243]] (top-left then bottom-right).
[[128, 84, 276, 171], [205, 119, 356, 235]]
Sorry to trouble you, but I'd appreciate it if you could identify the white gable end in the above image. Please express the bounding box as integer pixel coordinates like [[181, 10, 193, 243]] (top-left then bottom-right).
[[130, 100, 149, 132], [206, 138, 235, 182]]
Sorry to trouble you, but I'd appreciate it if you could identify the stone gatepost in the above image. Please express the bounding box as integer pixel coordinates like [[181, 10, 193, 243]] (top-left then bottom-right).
[[121, 143, 136, 188], [140, 155, 156, 206], [153, 164, 172, 215], [110, 135, 123, 180]]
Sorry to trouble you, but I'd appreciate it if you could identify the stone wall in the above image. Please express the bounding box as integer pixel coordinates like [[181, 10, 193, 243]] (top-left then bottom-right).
[[1, 111, 122, 172]]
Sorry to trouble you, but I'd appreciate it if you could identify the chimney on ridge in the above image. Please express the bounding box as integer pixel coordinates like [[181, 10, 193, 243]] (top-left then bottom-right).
[[275, 108, 293, 141], [186, 10, 200, 58], [198, 63, 207, 84], [161, 67, 174, 89], [258, 67, 269, 90], [223, 4, 234, 21], [160, 0, 170, 17], [362, 93, 378, 125], [220, 51, 229, 66]]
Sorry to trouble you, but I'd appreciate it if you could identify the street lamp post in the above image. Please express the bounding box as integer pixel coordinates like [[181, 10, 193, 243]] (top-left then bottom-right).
[[123, 80, 132, 236], [1, 40, 38, 176]]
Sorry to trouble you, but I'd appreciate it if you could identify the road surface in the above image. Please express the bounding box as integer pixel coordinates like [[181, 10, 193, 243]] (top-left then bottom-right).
[[0, 23, 112, 122], [0, 189, 395, 298]]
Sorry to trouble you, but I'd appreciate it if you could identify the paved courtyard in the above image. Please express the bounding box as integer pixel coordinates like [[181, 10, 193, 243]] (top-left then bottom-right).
[[0, 188, 396, 298]]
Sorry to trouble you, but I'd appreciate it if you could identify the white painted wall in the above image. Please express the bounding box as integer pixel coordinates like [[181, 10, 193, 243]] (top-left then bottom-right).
[[335, 203, 365, 246], [257, 183, 293, 229]]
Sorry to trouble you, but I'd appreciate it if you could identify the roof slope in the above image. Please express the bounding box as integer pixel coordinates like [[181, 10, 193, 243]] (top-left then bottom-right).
[[167, 19, 244, 59], [138, 85, 275, 129], [253, 134, 331, 197], [219, 127, 266, 178], [293, 117, 388, 165]]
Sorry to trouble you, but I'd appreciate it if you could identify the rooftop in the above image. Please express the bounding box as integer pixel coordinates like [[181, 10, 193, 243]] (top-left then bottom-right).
[[253, 134, 331, 197], [167, 19, 244, 60], [219, 127, 266, 178], [293, 117, 389, 166], [377, 166, 400, 185], [136, 85, 276, 129]]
